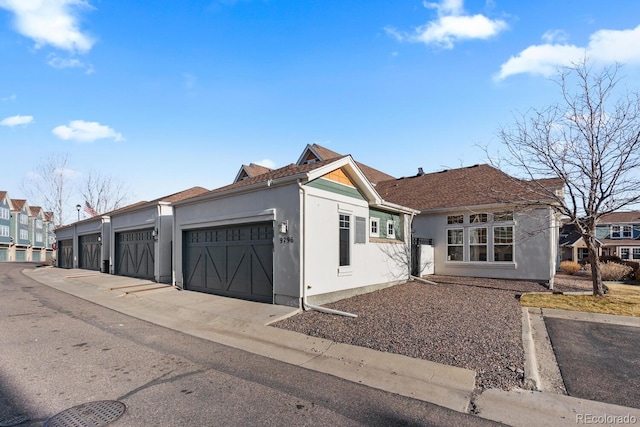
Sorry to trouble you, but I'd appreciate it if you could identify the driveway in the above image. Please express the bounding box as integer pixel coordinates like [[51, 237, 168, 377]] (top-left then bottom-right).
[[545, 317, 640, 409]]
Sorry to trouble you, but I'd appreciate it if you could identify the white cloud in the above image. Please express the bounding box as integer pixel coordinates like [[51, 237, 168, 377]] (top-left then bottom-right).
[[52, 120, 124, 142], [0, 115, 34, 127], [542, 29, 568, 44], [1, 94, 17, 102], [254, 159, 276, 169], [0, 0, 95, 53], [47, 54, 84, 69], [496, 24, 640, 80], [386, 0, 508, 49]]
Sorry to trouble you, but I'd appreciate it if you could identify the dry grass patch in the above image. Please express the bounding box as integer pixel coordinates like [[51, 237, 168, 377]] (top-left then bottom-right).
[[521, 284, 640, 317]]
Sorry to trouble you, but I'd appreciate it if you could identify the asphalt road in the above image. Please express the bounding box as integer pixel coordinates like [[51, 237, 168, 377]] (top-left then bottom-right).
[[0, 263, 499, 427], [545, 316, 640, 409]]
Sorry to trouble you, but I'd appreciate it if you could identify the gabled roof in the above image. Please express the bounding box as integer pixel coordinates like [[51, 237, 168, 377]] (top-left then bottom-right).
[[375, 164, 564, 211], [296, 143, 395, 184], [0, 191, 6, 202], [597, 211, 640, 224], [11, 199, 27, 212], [234, 163, 274, 183], [44, 211, 54, 222], [559, 223, 583, 247], [29, 206, 43, 218]]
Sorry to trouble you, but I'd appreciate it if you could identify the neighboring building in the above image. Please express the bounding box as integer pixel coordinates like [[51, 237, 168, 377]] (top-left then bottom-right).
[[43, 211, 55, 261], [0, 192, 12, 261], [560, 211, 640, 262], [377, 164, 564, 283], [11, 199, 31, 262], [28, 206, 46, 262], [173, 155, 417, 307]]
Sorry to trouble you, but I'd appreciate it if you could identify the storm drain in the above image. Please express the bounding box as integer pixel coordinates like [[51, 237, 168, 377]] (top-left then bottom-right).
[[44, 401, 126, 427], [0, 414, 30, 427]]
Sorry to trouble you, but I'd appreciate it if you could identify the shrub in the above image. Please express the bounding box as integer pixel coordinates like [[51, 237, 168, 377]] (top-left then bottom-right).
[[600, 255, 622, 264], [620, 260, 639, 275], [559, 260, 582, 275], [599, 262, 633, 281]]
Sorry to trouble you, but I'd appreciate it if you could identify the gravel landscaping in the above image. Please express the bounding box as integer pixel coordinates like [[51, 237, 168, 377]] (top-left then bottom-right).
[[274, 274, 590, 392]]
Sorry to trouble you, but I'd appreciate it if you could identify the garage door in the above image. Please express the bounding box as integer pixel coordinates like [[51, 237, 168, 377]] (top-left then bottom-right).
[[183, 222, 274, 303], [0, 248, 7, 261], [32, 251, 41, 262], [79, 233, 101, 270], [15, 249, 26, 262], [115, 229, 155, 280], [58, 240, 73, 268]]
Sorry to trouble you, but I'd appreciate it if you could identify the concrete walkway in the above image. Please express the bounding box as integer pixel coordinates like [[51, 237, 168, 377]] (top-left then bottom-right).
[[24, 267, 640, 425]]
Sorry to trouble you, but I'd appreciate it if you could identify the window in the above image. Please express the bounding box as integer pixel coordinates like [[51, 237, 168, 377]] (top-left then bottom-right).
[[386, 220, 395, 239], [355, 216, 366, 244], [493, 211, 513, 222], [633, 248, 640, 260], [620, 248, 630, 260], [36, 219, 43, 229], [339, 214, 350, 266], [611, 225, 632, 239], [19, 214, 28, 225], [578, 248, 590, 262], [447, 215, 463, 224], [470, 213, 488, 223], [494, 226, 513, 262], [0, 207, 9, 220], [447, 229, 464, 261], [469, 228, 487, 261], [20, 229, 28, 240], [0, 225, 8, 237], [370, 217, 379, 237]]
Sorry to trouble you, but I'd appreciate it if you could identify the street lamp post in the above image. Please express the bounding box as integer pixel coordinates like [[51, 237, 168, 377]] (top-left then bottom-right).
[[76, 204, 81, 222]]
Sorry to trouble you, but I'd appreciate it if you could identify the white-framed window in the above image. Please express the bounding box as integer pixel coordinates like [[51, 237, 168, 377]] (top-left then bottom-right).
[[35, 232, 43, 243], [370, 217, 379, 237], [494, 226, 513, 262], [386, 220, 395, 239], [611, 225, 632, 239], [19, 229, 28, 240], [339, 214, 350, 267], [493, 211, 513, 222], [0, 225, 9, 237], [447, 215, 463, 224], [447, 228, 464, 261], [19, 213, 28, 225], [633, 248, 640, 260], [0, 207, 9, 220], [36, 219, 43, 229], [470, 213, 488, 223], [620, 248, 630, 260], [469, 227, 488, 261]]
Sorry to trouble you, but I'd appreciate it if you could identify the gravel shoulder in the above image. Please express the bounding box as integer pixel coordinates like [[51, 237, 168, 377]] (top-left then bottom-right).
[[274, 274, 589, 392]]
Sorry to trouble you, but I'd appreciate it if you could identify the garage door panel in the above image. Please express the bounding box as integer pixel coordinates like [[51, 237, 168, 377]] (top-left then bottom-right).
[[115, 229, 155, 280], [184, 223, 273, 303], [79, 233, 100, 270], [58, 240, 73, 268]]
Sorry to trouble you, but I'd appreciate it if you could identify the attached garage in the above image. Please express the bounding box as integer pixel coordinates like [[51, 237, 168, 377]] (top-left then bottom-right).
[[58, 240, 73, 268], [115, 229, 155, 280], [0, 248, 8, 261], [79, 233, 101, 270], [183, 222, 274, 303], [32, 251, 41, 262], [15, 249, 26, 262]]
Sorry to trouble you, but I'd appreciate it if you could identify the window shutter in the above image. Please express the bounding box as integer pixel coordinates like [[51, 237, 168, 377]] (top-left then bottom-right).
[[355, 216, 366, 244]]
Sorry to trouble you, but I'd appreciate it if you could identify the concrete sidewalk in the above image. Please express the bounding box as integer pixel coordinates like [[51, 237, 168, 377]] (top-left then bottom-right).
[[24, 267, 476, 413], [24, 266, 640, 425]]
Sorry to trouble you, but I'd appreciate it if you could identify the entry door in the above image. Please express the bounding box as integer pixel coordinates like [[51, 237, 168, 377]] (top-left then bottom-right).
[[183, 223, 274, 303]]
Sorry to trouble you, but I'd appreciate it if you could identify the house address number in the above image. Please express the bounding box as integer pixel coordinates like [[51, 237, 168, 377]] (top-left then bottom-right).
[[280, 237, 294, 244]]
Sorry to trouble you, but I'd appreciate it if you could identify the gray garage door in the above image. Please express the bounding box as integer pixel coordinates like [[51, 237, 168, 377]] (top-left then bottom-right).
[[58, 240, 73, 268], [115, 229, 155, 280], [0, 248, 7, 261], [32, 251, 41, 262], [183, 222, 274, 303], [79, 233, 101, 271], [15, 249, 26, 262]]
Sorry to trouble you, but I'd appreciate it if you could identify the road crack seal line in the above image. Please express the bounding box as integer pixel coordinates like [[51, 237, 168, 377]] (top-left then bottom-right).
[[117, 368, 208, 400]]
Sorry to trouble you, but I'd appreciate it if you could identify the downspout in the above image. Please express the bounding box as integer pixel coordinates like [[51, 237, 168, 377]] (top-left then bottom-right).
[[548, 209, 555, 290], [297, 179, 357, 318]]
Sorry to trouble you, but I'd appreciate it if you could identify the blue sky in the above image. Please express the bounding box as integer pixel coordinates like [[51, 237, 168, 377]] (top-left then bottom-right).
[[2, 0, 640, 220]]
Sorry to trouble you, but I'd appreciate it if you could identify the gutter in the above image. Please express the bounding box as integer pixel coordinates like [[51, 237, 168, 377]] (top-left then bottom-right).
[[297, 179, 357, 318]]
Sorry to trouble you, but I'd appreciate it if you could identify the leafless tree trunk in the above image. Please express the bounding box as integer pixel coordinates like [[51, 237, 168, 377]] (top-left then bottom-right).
[[21, 153, 73, 227], [79, 172, 130, 216], [495, 59, 640, 296]]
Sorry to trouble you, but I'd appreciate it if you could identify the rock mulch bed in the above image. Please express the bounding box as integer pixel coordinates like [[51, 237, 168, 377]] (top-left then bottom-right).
[[274, 275, 580, 391]]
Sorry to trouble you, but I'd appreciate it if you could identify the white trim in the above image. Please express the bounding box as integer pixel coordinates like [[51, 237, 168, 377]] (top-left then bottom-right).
[[386, 219, 395, 239], [370, 217, 380, 237]]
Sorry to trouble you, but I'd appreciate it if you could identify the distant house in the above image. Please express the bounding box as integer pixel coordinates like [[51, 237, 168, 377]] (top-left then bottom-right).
[[0, 192, 11, 261], [560, 211, 640, 262], [377, 164, 564, 283], [11, 199, 31, 262], [28, 206, 46, 262], [234, 163, 273, 183]]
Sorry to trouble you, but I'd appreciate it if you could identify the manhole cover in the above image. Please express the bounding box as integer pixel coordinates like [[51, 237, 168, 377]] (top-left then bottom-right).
[[44, 401, 126, 427], [0, 414, 30, 427]]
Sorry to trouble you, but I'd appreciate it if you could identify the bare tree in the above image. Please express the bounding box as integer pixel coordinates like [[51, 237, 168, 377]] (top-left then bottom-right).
[[21, 153, 74, 227], [79, 172, 131, 216], [495, 59, 640, 296]]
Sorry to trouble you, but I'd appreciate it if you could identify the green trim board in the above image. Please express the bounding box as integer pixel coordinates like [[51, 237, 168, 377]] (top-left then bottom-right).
[[306, 177, 365, 200]]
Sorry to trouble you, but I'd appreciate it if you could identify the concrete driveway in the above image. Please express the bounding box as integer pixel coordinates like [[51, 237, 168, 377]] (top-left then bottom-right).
[[545, 316, 640, 409]]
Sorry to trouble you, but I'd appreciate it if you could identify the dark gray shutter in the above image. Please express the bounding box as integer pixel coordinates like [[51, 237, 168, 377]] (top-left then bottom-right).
[[355, 216, 366, 244]]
